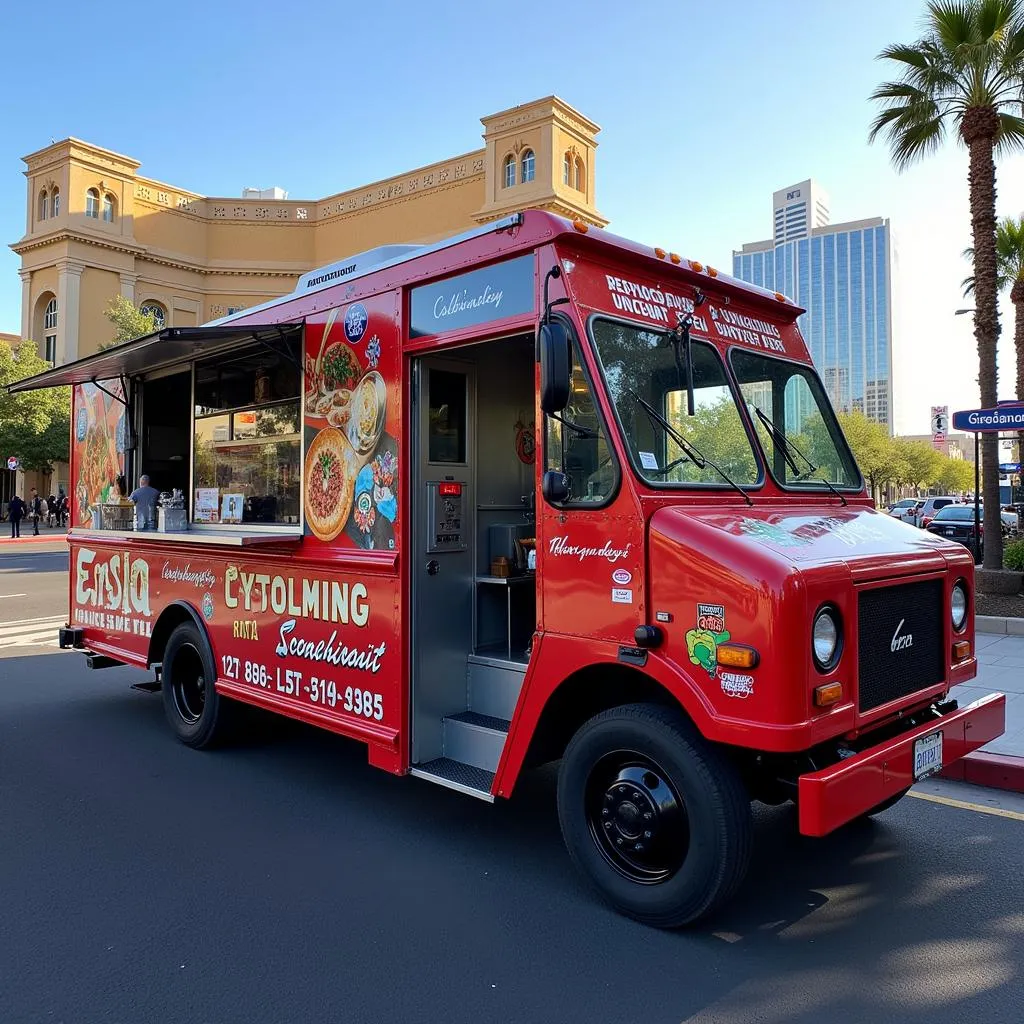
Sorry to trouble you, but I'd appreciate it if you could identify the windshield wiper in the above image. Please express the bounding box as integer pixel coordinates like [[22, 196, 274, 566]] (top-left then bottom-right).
[[628, 389, 752, 506], [750, 405, 847, 507]]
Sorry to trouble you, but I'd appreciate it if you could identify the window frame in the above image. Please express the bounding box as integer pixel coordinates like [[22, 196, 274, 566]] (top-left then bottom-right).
[[541, 313, 621, 510], [189, 341, 304, 532], [586, 313, 768, 493], [44, 335, 57, 364], [502, 154, 516, 189], [39, 190, 48, 221], [43, 298, 58, 331], [51, 188, 60, 217], [140, 303, 166, 329], [86, 189, 99, 218], [520, 149, 535, 184], [727, 346, 864, 494], [101, 193, 115, 222], [575, 157, 585, 192], [563, 153, 571, 186]]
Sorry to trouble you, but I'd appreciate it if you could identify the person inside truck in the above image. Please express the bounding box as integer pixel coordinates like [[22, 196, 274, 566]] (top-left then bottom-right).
[[128, 474, 160, 530]]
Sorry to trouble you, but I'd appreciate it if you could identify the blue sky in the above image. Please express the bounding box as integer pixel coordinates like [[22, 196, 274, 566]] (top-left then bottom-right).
[[2, 0, 1023, 434]]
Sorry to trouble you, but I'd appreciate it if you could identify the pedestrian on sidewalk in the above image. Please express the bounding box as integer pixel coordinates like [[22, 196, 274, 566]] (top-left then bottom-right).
[[8, 494, 25, 538], [28, 488, 42, 536]]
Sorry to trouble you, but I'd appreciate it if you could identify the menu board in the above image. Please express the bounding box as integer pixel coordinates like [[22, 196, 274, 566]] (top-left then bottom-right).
[[72, 382, 127, 525], [302, 293, 400, 551], [194, 488, 220, 523]]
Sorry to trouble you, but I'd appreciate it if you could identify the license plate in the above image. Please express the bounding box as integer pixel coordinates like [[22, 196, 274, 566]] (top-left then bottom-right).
[[945, 529, 955, 536], [913, 730, 943, 780]]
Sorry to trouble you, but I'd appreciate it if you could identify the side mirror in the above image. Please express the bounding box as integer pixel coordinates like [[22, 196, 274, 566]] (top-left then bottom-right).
[[542, 470, 570, 504], [538, 322, 571, 415]]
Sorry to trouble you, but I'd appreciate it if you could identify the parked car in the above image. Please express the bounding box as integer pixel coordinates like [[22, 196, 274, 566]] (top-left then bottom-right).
[[926, 505, 983, 558], [887, 498, 919, 521], [915, 496, 958, 528]]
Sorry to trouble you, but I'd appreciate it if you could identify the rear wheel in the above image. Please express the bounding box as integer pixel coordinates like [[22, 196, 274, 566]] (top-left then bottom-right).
[[161, 621, 229, 748], [557, 703, 752, 928]]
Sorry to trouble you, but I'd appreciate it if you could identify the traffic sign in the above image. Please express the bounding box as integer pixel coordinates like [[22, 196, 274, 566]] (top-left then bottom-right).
[[1001, 463, 1022, 474], [6, 456, 18, 471], [952, 405, 1024, 432]]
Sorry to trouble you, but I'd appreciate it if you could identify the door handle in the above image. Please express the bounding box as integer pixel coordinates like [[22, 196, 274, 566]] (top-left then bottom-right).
[[426, 559, 440, 576]]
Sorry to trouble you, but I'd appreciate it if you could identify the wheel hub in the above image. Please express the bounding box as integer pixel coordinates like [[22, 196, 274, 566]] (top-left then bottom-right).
[[587, 756, 689, 884]]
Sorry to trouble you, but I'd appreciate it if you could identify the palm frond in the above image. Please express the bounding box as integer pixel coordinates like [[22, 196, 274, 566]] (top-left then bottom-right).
[[928, 0, 978, 50], [962, 273, 977, 296], [888, 115, 947, 169], [994, 111, 1024, 153]]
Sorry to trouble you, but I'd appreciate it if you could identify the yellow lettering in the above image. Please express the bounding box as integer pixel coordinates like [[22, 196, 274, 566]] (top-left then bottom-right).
[[351, 582, 369, 627], [225, 565, 239, 609]]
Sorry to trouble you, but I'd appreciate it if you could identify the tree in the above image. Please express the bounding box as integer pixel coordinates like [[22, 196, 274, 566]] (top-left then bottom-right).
[[828, 411, 893, 499], [895, 437, 946, 489], [102, 295, 159, 350], [937, 454, 977, 491], [0, 338, 70, 472], [964, 214, 1024, 461], [869, 0, 1024, 569]]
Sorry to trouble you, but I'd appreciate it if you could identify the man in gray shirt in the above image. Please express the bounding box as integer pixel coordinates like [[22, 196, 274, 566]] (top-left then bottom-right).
[[129, 474, 160, 530]]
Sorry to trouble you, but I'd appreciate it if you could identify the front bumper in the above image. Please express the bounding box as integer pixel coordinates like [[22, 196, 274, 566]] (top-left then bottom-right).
[[798, 692, 1005, 836]]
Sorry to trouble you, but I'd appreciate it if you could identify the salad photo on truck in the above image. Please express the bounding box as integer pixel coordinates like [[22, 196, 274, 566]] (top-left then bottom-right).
[[9, 209, 1006, 928]]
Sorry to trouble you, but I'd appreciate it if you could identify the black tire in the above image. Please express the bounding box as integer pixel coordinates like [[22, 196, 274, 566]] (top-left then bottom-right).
[[860, 786, 911, 818], [161, 621, 229, 749], [557, 703, 752, 928]]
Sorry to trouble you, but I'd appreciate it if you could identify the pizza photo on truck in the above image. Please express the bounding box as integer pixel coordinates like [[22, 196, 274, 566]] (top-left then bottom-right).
[[9, 210, 1005, 929]]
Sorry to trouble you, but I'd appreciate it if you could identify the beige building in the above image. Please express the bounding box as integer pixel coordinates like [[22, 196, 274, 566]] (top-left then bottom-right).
[[11, 96, 606, 365]]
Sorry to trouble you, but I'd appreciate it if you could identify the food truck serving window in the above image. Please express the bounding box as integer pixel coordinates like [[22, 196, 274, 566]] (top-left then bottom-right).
[[192, 339, 301, 525]]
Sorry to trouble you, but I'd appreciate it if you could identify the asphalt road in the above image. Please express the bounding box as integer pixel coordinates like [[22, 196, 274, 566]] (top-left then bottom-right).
[[2, 549, 1024, 1024]]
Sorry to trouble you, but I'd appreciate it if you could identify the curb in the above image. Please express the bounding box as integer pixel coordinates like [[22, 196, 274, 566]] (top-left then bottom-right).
[[977, 614, 1024, 636], [0, 535, 68, 547], [940, 752, 1024, 794]]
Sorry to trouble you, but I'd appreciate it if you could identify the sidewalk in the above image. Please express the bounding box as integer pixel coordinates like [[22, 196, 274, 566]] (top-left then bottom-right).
[[943, 624, 1024, 793], [0, 523, 68, 546]]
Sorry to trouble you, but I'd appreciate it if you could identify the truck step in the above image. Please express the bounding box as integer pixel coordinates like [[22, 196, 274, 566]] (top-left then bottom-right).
[[442, 711, 510, 774], [466, 653, 526, 720], [130, 680, 162, 693], [410, 758, 495, 802]]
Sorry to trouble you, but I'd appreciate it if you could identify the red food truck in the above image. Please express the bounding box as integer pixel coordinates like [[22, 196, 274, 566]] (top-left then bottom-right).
[[11, 210, 1005, 927]]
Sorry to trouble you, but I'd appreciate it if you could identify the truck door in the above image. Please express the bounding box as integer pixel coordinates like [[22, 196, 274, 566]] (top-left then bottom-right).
[[411, 358, 476, 767]]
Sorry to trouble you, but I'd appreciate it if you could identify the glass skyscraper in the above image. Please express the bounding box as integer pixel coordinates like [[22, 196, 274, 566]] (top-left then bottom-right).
[[732, 180, 894, 430]]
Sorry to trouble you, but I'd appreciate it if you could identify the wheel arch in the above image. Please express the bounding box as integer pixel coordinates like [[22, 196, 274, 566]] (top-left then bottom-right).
[[515, 662, 689, 776], [148, 600, 210, 669]]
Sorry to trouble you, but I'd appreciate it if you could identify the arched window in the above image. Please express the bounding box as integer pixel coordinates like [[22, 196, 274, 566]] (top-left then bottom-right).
[[520, 149, 535, 184], [86, 189, 99, 218], [563, 153, 571, 186], [140, 303, 166, 329], [503, 154, 516, 188], [51, 188, 60, 217], [44, 298, 58, 331], [575, 157, 585, 192], [102, 193, 115, 222], [39, 190, 48, 221]]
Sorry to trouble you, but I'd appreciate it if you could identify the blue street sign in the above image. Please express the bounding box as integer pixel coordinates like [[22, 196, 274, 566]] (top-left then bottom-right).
[[1001, 463, 1022, 474], [952, 405, 1024, 432]]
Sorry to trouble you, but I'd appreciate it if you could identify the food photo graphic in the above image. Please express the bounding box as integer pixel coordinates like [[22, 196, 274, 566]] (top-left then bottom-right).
[[303, 302, 398, 549], [73, 381, 127, 523]]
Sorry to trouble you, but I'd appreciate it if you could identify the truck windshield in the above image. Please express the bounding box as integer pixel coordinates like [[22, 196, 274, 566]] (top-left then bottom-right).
[[591, 319, 761, 487], [730, 349, 861, 490]]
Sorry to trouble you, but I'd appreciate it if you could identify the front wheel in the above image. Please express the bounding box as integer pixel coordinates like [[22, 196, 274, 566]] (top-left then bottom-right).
[[557, 703, 752, 928]]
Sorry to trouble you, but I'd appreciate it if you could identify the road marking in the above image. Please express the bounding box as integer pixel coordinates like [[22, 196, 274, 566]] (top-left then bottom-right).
[[0, 615, 65, 650], [909, 790, 1024, 822], [0, 594, 27, 599]]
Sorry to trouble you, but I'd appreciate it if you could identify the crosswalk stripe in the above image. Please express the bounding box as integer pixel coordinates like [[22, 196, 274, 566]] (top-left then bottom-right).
[[0, 619, 66, 638], [0, 616, 66, 652]]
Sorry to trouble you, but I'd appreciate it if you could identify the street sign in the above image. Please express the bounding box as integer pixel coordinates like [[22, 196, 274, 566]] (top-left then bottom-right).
[[931, 405, 949, 435], [952, 405, 1024, 432], [1001, 463, 1022, 474], [6, 456, 18, 471]]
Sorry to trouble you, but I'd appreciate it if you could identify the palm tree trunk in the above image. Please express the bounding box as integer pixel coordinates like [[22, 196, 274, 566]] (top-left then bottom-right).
[[1014, 281, 1024, 494], [963, 109, 1003, 570]]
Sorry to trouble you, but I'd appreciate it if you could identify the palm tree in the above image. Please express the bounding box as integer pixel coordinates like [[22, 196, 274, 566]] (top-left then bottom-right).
[[964, 216, 1024, 478], [869, 0, 1024, 571]]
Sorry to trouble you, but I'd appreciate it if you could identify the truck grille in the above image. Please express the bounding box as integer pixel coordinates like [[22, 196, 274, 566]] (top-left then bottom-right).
[[857, 579, 945, 713]]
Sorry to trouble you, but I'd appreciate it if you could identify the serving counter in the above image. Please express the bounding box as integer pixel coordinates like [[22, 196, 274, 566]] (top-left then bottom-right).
[[69, 527, 302, 548]]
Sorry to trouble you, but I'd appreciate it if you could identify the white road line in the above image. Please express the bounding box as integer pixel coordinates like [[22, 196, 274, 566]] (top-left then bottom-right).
[[0, 616, 66, 651], [0, 594, 27, 599]]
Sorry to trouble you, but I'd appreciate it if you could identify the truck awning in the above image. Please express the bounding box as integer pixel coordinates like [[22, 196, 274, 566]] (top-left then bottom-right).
[[6, 322, 303, 393]]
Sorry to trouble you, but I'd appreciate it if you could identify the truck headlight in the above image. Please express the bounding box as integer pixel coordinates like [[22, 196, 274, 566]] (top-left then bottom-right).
[[812, 607, 841, 671], [951, 582, 968, 632]]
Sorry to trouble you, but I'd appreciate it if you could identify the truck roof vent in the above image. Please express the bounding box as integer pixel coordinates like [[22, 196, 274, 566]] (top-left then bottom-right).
[[296, 244, 424, 293]]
